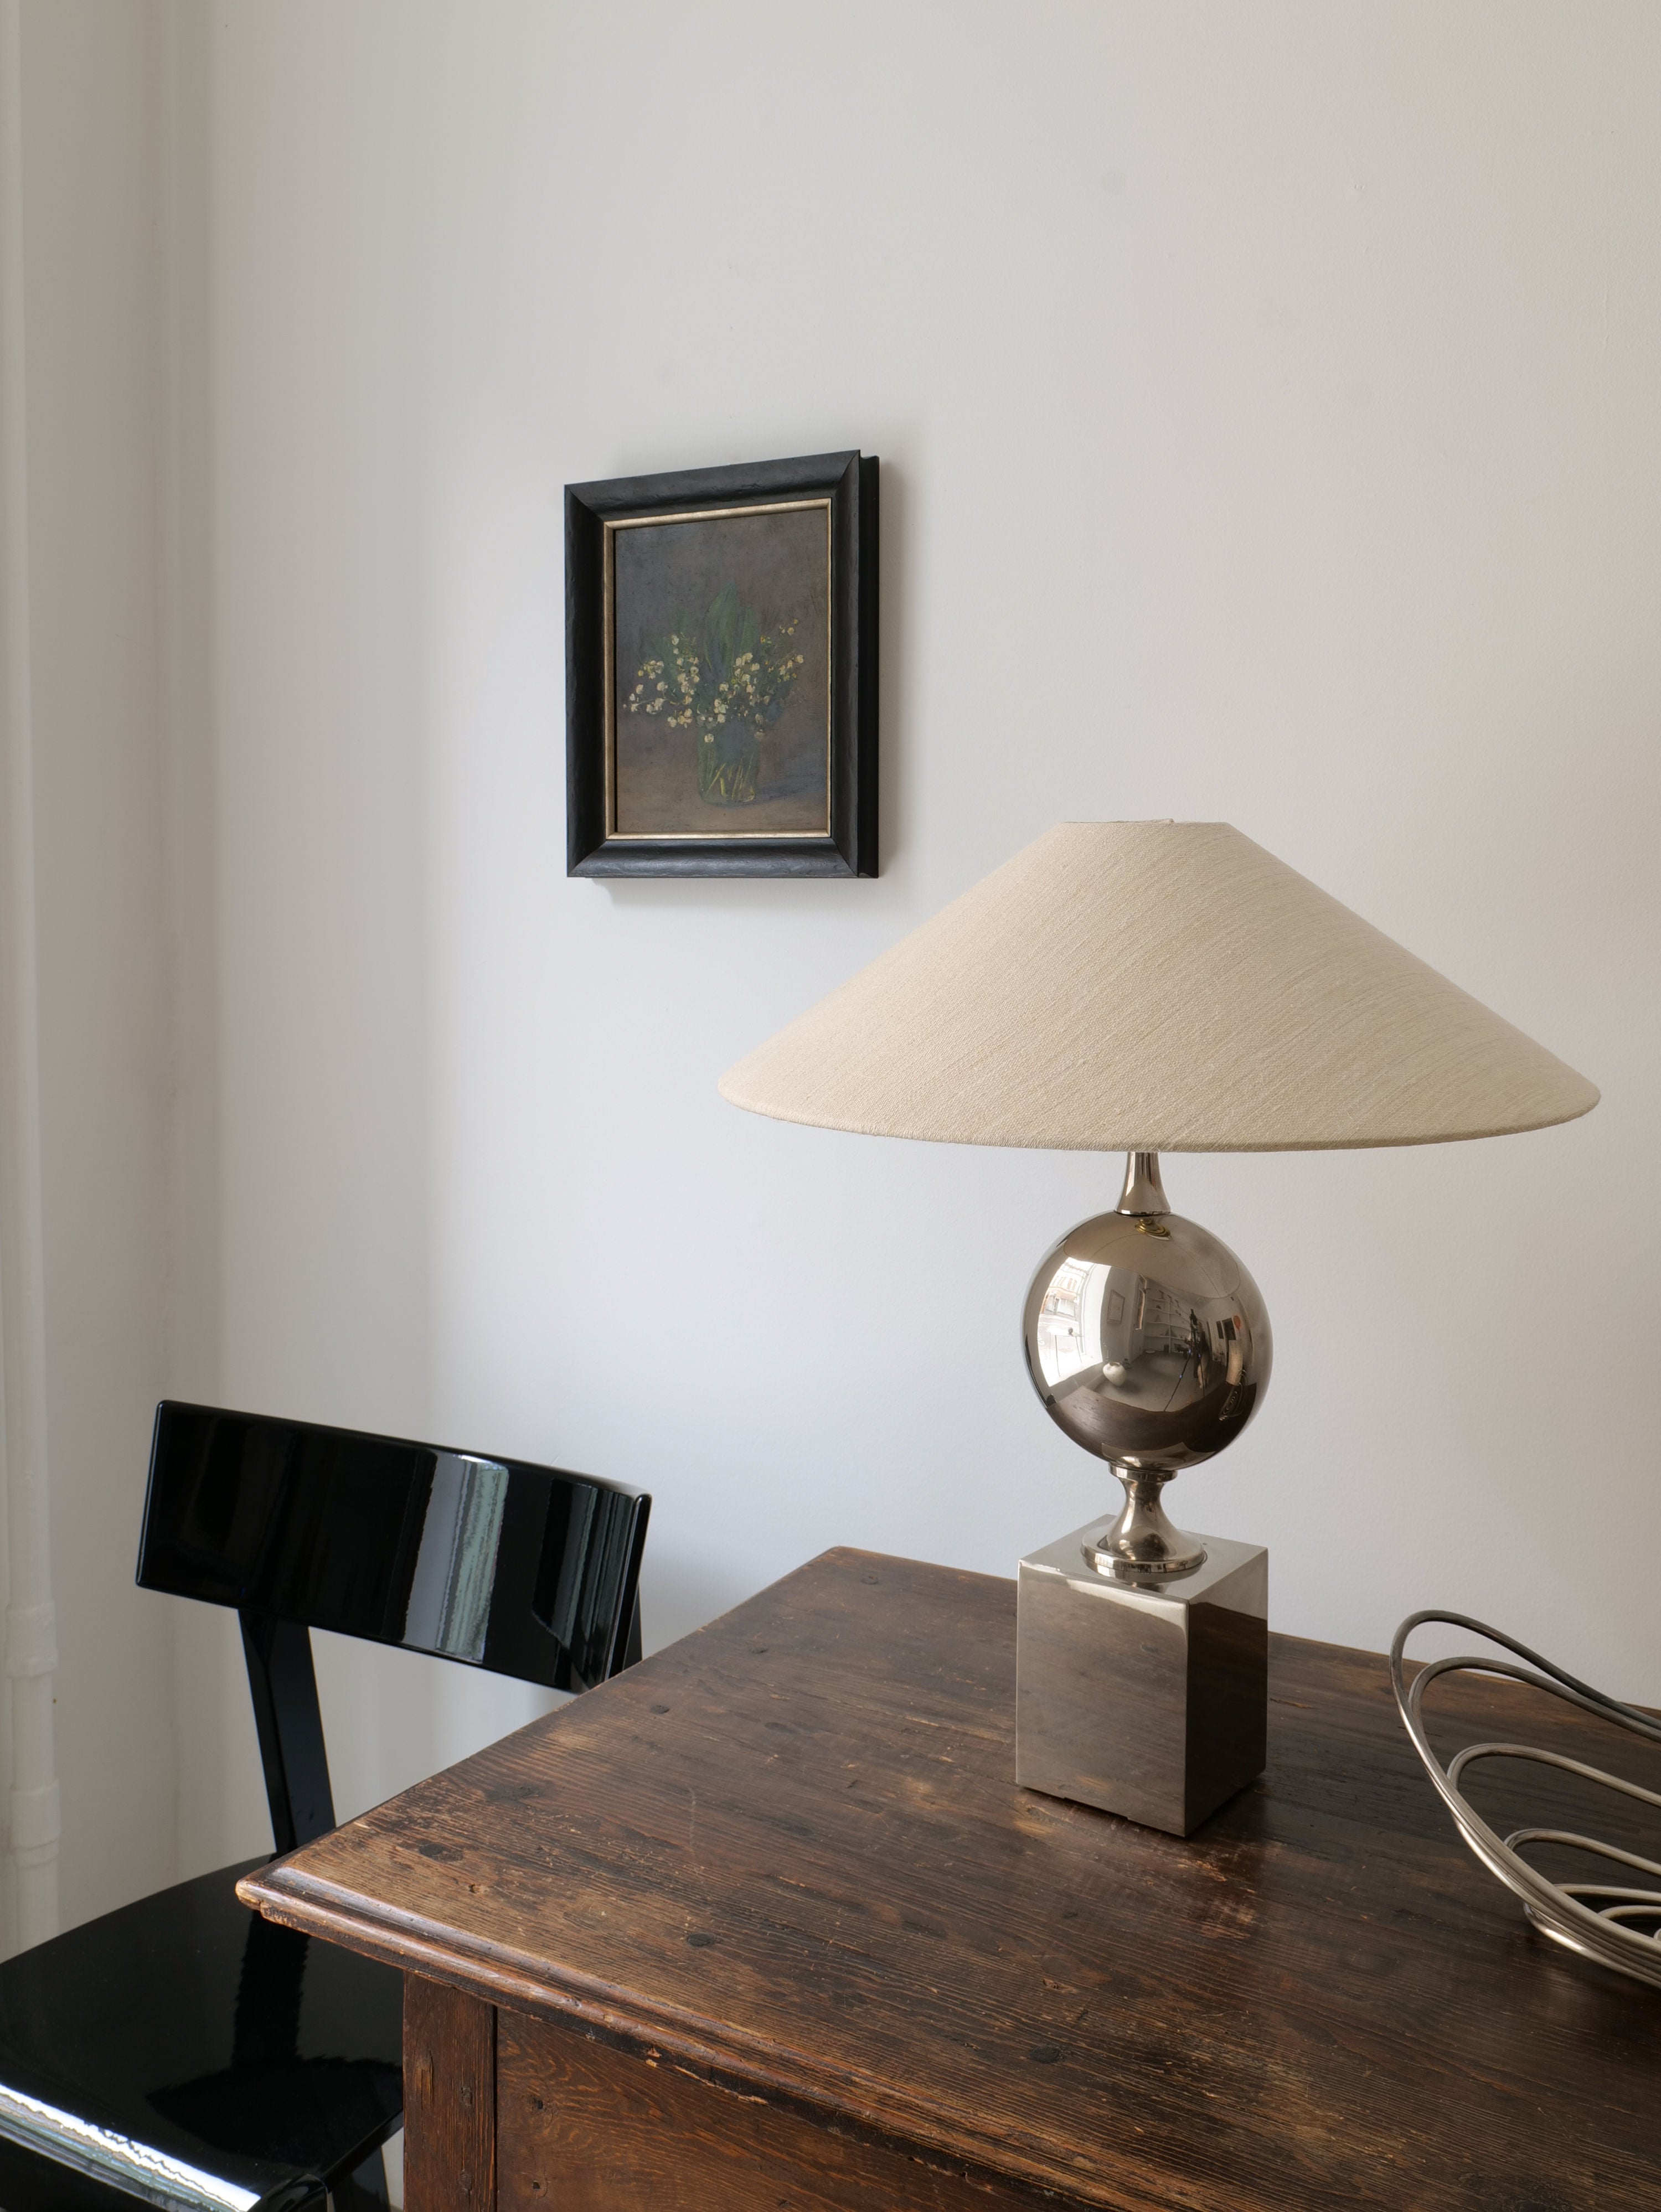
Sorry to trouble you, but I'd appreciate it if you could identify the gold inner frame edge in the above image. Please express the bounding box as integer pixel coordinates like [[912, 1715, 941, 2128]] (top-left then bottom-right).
[[602, 498, 834, 841]]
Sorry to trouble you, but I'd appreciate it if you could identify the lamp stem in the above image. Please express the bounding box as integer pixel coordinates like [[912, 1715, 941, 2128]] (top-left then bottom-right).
[[1117, 1151, 1168, 1214], [1090, 1468, 1209, 1579]]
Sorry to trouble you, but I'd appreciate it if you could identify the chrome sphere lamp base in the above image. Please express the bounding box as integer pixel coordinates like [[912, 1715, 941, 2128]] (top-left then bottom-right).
[[1015, 1152, 1273, 1835]]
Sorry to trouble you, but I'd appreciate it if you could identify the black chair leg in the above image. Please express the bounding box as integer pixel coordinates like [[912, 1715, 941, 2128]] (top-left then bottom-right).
[[329, 2146, 390, 2209]]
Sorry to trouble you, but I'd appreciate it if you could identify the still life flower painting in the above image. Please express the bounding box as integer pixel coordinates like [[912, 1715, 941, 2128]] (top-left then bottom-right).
[[566, 450, 876, 877], [611, 504, 830, 836]]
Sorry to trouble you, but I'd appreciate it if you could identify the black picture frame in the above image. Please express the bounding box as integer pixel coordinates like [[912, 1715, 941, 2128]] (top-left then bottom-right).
[[566, 449, 878, 877]]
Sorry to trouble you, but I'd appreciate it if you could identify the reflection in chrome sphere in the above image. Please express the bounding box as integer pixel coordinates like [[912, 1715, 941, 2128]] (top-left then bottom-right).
[[1022, 1203, 1271, 1477]]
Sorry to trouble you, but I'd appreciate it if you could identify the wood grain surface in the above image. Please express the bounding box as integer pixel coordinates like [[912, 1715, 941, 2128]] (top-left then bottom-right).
[[497, 2013, 1029, 2210], [241, 1548, 1661, 2211], [402, 1970, 494, 2210]]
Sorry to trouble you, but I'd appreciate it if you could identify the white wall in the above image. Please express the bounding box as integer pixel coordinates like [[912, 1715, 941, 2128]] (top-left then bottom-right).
[[174, 0, 1660, 1870], [9, 1, 180, 1933], [16, 1, 1661, 1916]]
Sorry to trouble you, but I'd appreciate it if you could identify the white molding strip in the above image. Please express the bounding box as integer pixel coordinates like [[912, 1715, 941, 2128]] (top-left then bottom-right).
[[0, 0, 61, 1951]]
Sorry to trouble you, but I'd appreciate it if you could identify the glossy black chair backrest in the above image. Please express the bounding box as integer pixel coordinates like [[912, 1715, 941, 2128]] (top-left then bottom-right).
[[137, 1402, 649, 1853]]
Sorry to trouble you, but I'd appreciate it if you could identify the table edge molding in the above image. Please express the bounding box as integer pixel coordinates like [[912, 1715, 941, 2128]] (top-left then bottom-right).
[[236, 1863, 1154, 2211]]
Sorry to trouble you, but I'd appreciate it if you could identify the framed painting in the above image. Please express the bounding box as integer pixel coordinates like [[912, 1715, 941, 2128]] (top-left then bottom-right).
[[566, 450, 878, 876]]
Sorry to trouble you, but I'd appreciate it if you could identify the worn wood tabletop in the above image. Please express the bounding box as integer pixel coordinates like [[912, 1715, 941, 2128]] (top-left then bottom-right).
[[241, 1548, 1659, 2211]]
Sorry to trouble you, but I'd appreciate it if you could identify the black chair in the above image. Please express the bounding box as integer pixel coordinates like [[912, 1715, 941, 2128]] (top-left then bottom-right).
[[0, 1402, 649, 2212]]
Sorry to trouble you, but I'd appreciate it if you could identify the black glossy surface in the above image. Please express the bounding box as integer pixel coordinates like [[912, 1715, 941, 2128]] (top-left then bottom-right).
[[0, 2135, 181, 2211], [241, 1613, 336, 1857], [0, 1859, 399, 2210], [138, 1403, 649, 1693], [0, 1404, 651, 2207]]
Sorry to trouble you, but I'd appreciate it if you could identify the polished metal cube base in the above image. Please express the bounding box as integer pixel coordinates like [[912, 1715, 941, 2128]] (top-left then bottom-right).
[[1016, 1521, 1268, 1836]]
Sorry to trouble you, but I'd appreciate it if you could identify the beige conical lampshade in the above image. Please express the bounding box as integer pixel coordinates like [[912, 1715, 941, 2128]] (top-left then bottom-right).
[[719, 822, 1598, 1151]]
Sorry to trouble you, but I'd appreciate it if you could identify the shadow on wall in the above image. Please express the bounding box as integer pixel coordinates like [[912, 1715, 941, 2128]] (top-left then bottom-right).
[[161, 0, 226, 1895]]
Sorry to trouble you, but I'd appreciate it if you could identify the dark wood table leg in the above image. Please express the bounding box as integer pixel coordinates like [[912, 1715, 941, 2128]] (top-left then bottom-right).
[[404, 1972, 496, 2211]]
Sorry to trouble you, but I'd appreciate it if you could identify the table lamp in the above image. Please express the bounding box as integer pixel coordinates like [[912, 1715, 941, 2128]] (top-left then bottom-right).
[[719, 822, 1598, 1835]]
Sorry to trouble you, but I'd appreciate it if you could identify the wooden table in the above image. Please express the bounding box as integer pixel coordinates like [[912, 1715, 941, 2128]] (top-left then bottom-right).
[[240, 1549, 1660, 2210]]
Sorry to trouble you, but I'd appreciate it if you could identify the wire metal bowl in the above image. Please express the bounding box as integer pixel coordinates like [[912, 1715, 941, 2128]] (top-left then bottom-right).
[[1391, 1610, 1661, 1990]]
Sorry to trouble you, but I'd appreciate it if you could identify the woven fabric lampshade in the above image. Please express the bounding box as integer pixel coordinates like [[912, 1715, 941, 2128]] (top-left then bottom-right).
[[718, 821, 1598, 1151], [719, 820, 1598, 1838]]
